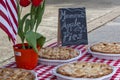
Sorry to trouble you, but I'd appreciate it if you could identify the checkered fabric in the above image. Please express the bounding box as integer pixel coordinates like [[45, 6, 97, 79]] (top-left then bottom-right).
[[3, 42, 120, 80]]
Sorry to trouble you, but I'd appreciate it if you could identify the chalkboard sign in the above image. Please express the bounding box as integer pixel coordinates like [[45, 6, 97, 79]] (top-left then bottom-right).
[[58, 7, 88, 46]]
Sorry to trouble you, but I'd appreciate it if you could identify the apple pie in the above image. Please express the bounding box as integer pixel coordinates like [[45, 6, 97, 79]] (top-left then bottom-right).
[[38, 47, 79, 60], [90, 42, 120, 54], [0, 68, 35, 80], [57, 62, 113, 78]]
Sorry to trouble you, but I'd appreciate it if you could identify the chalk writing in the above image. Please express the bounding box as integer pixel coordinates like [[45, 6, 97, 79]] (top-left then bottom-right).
[[59, 8, 88, 46]]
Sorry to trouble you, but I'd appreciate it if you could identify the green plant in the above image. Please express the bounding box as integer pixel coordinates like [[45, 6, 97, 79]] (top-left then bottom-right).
[[17, 0, 46, 53]]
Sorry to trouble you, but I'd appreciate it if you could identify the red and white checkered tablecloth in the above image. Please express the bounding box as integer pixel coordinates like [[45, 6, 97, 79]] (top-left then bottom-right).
[[3, 42, 120, 80]]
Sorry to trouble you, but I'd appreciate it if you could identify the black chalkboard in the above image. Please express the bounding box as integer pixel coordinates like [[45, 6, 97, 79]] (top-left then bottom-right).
[[59, 7, 88, 46]]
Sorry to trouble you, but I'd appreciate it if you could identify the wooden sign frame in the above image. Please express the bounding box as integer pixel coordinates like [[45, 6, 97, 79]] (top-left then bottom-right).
[[57, 13, 61, 46]]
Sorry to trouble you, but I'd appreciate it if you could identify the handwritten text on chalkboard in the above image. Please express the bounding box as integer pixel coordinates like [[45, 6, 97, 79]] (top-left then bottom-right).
[[59, 8, 88, 46]]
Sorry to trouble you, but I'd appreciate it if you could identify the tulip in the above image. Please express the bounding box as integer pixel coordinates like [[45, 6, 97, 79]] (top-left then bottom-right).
[[20, 0, 31, 7], [32, 0, 43, 7]]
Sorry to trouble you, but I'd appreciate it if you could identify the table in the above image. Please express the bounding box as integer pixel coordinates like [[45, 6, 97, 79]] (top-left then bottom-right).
[[3, 42, 120, 80]]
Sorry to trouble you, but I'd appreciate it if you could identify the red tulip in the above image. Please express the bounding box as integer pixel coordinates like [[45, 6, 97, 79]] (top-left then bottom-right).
[[20, 0, 31, 7], [32, 0, 43, 7]]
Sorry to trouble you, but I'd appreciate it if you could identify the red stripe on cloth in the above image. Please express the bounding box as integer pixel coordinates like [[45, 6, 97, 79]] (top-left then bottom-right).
[[113, 60, 120, 66], [34, 65, 46, 71], [5, 1, 17, 34], [110, 68, 120, 80], [38, 67, 55, 79], [0, 0, 7, 9], [84, 55, 93, 62], [10, 0, 18, 14], [106, 60, 114, 65], [47, 42, 57, 47], [78, 49, 87, 61], [99, 59, 106, 63], [1, 1, 13, 29], [92, 58, 99, 62], [41, 73, 53, 79], [0, 10, 12, 28], [37, 66, 55, 79], [0, 0, 17, 44], [78, 45, 86, 51], [71, 45, 79, 49], [0, 22, 15, 43], [37, 66, 54, 76], [3, 62, 16, 68], [110, 60, 120, 80], [6, 0, 18, 26]]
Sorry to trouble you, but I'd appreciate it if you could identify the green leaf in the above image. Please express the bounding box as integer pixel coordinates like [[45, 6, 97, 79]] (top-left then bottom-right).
[[18, 13, 30, 43], [25, 31, 38, 53], [24, 19, 30, 33], [36, 33, 46, 47], [25, 31, 46, 53], [18, 23, 25, 43], [21, 13, 30, 27], [30, 5, 37, 29], [35, 0, 45, 31], [29, 19, 35, 30]]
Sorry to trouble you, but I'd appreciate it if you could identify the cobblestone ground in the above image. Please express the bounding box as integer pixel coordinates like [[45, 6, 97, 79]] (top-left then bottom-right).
[[0, 0, 120, 66]]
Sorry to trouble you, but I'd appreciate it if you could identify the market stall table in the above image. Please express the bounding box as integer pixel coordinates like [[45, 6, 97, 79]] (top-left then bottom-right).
[[2, 42, 120, 80]]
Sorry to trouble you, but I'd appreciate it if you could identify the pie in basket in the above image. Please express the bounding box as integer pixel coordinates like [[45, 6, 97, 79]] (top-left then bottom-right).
[[38, 47, 79, 60], [0, 68, 35, 80], [57, 62, 113, 78], [90, 42, 120, 54]]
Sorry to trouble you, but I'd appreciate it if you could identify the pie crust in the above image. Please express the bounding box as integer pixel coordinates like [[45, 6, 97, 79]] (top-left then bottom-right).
[[57, 62, 113, 78], [0, 68, 35, 80], [38, 47, 79, 60], [90, 42, 120, 54]]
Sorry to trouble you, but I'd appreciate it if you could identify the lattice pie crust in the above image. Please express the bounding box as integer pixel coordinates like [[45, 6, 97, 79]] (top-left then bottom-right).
[[0, 68, 35, 80], [57, 62, 113, 78], [38, 47, 79, 60], [90, 42, 120, 54]]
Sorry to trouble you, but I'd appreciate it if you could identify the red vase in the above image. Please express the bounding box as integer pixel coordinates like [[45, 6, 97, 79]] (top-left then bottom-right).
[[13, 43, 40, 70]]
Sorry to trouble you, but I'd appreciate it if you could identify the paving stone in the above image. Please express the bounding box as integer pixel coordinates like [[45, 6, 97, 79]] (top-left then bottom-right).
[[113, 17, 120, 22], [88, 19, 120, 44]]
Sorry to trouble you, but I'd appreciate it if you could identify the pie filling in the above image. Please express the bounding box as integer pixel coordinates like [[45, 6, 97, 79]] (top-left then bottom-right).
[[57, 62, 113, 78]]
